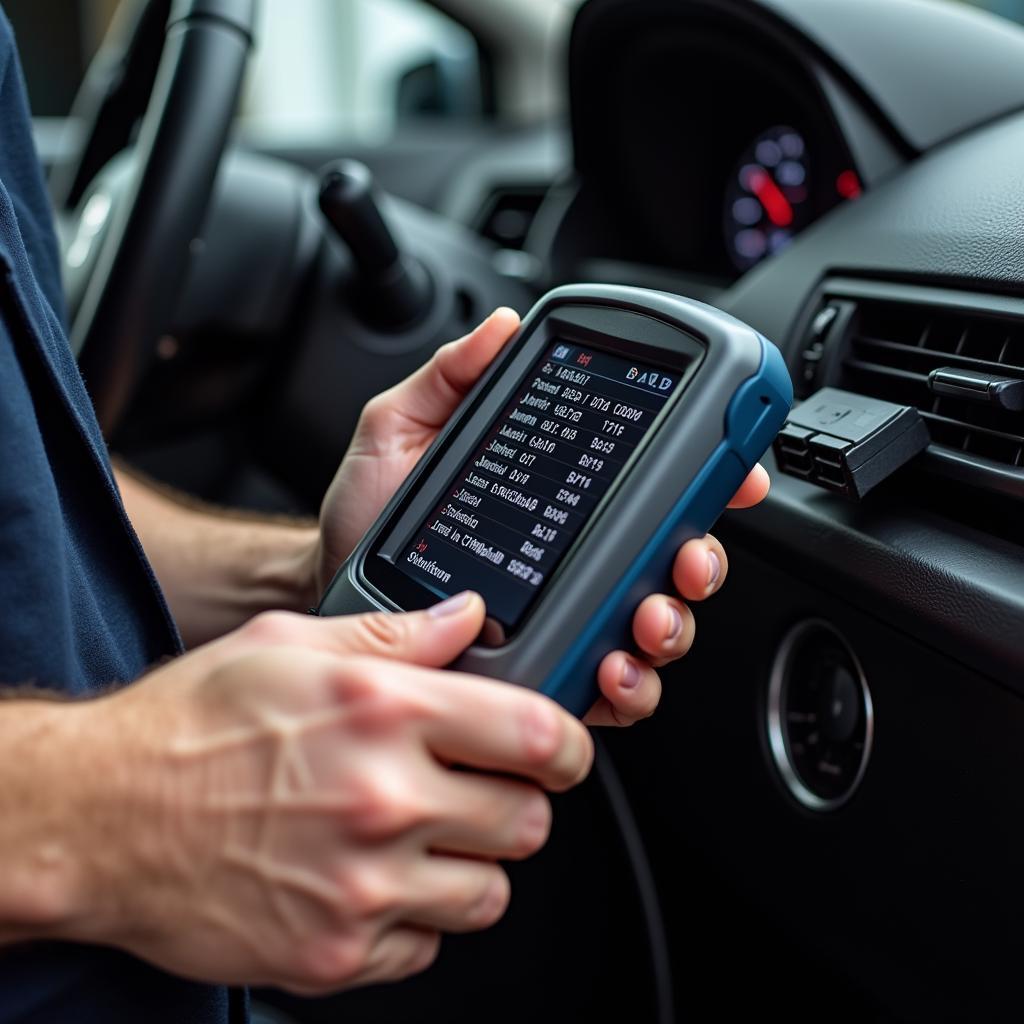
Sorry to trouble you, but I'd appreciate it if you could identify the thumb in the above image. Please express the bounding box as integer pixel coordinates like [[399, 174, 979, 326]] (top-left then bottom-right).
[[312, 591, 487, 667], [386, 307, 521, 429]]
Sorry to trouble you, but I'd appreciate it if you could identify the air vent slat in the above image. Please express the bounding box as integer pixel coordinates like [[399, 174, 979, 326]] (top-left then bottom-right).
[[844, 359, 929, 384], [853, 337, 1024, 375], [832, 294, 1024, 487], [919, 410, 1024, 446]]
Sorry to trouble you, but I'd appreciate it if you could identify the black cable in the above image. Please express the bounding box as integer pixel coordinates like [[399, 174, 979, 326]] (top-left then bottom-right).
[[594, 735, 675, 1024]]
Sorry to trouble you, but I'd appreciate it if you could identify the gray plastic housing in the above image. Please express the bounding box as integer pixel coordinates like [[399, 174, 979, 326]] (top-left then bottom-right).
[[317, 285, 792, 715]]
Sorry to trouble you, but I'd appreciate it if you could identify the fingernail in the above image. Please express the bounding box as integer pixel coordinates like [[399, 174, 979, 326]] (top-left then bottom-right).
[[621, 658, 642, 690], [429, 591, 474, 617], [665, 605, 683, 641], [707, 551, 722, 589]]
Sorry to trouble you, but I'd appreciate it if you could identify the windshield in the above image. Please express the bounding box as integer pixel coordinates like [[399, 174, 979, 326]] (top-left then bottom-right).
[[8, 0, 1024, 121]]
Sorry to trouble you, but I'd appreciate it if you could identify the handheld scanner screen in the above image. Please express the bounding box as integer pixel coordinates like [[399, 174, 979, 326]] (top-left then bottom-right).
[[389, 340, 685, 637]]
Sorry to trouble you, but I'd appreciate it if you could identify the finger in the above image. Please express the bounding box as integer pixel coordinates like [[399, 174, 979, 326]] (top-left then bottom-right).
[[250, 592, 486, 669], [584, 652, 662, 727], [727, 463, 770, 508], [672, 534, 728, 602], [358, 926, 443, 987], [385, 308, 521, 429], [425, 774, 551, 861], [630, 594, 695, 665], [300, 651, 591, 791], [418, 674, 593, 792], [398, 858, 511, 934]]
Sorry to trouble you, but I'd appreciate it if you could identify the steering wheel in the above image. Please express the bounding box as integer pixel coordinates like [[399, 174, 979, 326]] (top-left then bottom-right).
[[57, 0, 256, 435]]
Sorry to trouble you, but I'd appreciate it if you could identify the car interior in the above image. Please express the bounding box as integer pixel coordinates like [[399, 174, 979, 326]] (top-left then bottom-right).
[[12, 0, 1024, 1019]]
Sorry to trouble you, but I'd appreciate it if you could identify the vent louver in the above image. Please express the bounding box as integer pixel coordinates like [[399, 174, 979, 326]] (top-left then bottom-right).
[[474, 187, 547, 251], [840, 299, 1024, 470]]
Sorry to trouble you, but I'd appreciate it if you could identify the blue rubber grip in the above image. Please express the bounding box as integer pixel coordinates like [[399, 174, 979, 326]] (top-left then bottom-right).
[[539, 336, 791, 716]]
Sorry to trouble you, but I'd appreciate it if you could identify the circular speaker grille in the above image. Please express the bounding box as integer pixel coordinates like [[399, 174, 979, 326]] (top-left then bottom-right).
[[767, 620, 873, 811]]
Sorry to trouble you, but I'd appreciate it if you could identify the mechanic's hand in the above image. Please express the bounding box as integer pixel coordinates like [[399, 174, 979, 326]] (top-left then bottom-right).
[[316, 308, 770, 728], [586, 464, 768, 727], [316, 308, 527, 582], [64, 594, 591, 994]]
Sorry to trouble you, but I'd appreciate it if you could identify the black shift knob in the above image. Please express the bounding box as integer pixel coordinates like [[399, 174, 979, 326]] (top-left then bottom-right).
[[319, 160, 431, 330]]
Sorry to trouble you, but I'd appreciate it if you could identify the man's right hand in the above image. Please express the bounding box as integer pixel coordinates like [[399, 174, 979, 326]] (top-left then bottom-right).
[[55, 593, 593, 994]]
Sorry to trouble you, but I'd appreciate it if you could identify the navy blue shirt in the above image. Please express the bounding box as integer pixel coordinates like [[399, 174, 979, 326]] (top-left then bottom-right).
[[0, 9, 244, 1022]]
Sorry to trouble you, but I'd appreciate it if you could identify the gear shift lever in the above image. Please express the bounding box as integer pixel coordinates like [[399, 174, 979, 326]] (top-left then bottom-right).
[[318, 160, 432, 330]]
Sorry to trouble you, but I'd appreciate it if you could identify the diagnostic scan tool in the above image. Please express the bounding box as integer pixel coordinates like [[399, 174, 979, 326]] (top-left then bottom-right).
[[318, 285, 793, 716]]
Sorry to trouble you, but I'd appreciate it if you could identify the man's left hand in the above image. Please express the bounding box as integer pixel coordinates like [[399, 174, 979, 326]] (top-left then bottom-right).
[[315, 308, 770, 727]]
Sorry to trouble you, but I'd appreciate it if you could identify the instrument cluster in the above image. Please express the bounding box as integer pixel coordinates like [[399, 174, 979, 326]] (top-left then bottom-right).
[[563, 7, 868, 283], [723, 124, 861, 272]]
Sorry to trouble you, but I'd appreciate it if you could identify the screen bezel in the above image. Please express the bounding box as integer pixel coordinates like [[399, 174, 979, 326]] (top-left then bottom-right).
[[359, 306, 705, 640]]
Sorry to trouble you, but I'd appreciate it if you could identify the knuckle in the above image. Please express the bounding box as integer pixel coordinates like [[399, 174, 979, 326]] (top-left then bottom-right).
[[520, 700, 565, 768], [466, 871, 511, 930], [374, 931, 443, 985], [243, 610, 297, 645], [356, 612, 407, 652], [345, 772, 431, 840], [553, 730, 593, 791], [357, 393, 404, 441], [403, 931, 442, 978], [297, 931, 371, 990], [341, 672, 419, 733], [511, 794, 552, 858], [335, 863, 400, 919], [358, 395, 388, 432]]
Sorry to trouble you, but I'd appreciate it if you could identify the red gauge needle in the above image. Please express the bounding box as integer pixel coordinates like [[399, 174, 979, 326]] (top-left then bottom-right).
[[748, 167, 793, 228]]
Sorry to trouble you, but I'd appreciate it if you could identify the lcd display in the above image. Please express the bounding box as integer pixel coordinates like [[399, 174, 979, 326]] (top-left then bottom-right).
[[390, 340, 683, 632]]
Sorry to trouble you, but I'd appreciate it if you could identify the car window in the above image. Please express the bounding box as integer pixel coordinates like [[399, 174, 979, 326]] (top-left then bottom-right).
[[959, 0, 1024, 18], [5, 0, 1024, 126], [8, 0, 484, 139], [240, 0, 486, 145]]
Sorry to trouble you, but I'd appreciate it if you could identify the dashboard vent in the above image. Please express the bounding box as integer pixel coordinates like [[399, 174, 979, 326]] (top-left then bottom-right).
[[473, 186, 547, 250], [841, 300, 1024, 469], [796, 280, 1024, 500]]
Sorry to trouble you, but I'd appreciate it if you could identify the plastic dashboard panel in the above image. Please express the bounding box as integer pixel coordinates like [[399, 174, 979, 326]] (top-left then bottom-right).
[[566, 0, 1024, 692], [718, 109, 1024, 694], [563, 0, 1024, 1016], [727, 110, 1024, 322], [761, 0, 1024, 153], [611, 121, 1024, 1019]]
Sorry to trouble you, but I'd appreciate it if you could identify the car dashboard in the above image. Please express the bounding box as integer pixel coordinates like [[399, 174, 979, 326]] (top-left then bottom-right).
[[528, 0, 1024, 1019], [564, 4, 866, 281]]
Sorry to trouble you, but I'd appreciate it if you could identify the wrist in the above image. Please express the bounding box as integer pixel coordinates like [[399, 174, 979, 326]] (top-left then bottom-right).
[[31, 682, 199, 951], [0, 700, 107, 943], [264, 525, 321, 613], [171, 519, 321, 646]]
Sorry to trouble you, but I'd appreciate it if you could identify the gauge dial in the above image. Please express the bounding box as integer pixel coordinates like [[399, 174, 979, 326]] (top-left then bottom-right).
[[724, 125, 811, 272]]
